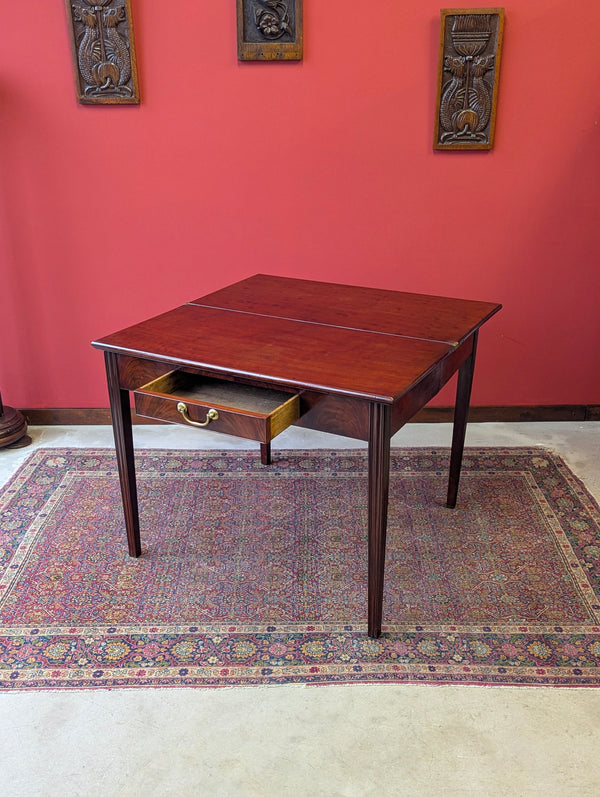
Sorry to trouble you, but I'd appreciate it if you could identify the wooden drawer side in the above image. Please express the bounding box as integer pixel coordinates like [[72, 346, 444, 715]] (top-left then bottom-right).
[[268, 393, 302, 439]]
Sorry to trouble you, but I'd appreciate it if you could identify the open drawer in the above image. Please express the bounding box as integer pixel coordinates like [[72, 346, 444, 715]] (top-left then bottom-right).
[[134, 370, 300, 443]]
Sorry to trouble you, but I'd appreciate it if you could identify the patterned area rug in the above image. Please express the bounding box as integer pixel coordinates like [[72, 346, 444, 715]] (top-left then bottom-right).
[[1, 447, 599, 690]]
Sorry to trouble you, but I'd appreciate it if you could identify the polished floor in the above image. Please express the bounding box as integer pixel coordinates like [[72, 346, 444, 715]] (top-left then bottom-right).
[[1, 422, 599, 796]]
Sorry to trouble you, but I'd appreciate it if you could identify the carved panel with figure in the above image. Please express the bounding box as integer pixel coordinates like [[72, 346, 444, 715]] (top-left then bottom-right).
[[237, 0, 303, 61], [434, 9, 504, 150], [65, 0, 140, 104]]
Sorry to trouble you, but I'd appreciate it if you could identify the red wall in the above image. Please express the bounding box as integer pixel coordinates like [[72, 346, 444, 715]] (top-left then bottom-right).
[[1, 2, 599, 410]]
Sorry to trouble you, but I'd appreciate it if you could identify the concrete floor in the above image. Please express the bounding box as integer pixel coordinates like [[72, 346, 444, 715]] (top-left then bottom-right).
[[1, 422, 599, 796]]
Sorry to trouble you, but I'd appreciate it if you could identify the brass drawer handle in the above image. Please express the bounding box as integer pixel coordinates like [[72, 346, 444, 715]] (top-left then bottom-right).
[[177, 402, 219, 428]]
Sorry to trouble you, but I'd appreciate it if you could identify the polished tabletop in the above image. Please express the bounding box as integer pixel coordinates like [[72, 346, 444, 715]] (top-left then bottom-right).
[[95, 274, 500, 403]]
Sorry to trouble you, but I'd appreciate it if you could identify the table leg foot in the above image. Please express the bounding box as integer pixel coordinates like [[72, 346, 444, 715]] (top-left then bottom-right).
[[260, 442, 272, 466]]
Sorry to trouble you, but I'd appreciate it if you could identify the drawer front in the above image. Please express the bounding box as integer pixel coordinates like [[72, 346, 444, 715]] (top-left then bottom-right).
[[134, 371, 300, 443]]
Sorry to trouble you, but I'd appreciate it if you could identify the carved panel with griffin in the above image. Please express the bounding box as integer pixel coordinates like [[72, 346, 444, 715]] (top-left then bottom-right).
[[434, 9, 504, 150], [65, 0, 140, 104]]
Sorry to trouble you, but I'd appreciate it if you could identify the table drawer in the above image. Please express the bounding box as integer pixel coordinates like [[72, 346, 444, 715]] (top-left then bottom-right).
[[134, 370, 300, 443]]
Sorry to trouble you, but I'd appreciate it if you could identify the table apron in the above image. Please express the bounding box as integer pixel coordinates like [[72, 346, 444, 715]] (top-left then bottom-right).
[[391, 336, 474, 434], [110, 334, 474, 440]]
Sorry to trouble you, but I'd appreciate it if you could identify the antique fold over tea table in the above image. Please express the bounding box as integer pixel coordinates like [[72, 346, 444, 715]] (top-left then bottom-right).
[[92, 274, 501, 638]]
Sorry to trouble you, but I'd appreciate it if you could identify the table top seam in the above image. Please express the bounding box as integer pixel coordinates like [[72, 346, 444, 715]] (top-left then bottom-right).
[[185, 302, 459, 347]]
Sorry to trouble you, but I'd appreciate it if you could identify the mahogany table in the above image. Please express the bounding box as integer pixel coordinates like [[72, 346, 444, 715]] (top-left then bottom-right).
[[92, 274, 501, 637]]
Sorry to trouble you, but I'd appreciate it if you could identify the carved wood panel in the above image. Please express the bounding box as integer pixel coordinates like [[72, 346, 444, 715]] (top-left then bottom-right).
[[434, 9, 504, 150], [65, 0, 140, 104], [237, 0, 303, 61]]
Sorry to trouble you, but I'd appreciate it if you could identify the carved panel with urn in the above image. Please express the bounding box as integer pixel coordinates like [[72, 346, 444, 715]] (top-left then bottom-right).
[[434, 9, 504, 150], [65, 0, 140, 104], [237, 0, 303, 61]]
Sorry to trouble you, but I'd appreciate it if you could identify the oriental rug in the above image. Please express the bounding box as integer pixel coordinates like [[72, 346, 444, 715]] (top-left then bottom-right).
[[1, 447, 600, 690]]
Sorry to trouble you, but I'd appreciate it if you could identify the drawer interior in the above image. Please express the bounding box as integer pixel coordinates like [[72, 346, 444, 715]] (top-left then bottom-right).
[[138, 371, 297, 416]]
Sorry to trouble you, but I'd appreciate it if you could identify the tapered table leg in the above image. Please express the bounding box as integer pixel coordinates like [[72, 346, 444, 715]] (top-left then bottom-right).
[[447, 331, 478, 509], [105, 351, 141, 557], [367, 402, 392, 638]]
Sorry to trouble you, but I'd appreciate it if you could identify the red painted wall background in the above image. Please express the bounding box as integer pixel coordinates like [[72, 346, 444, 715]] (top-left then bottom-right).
[[1, 2, 599, 410]]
